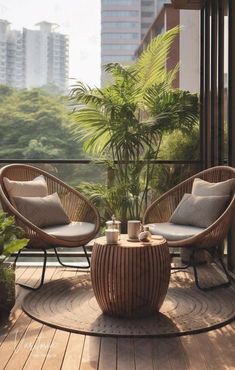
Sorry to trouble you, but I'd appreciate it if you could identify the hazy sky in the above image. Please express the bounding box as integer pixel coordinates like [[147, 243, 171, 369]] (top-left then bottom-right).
[[0, 0, 101, 87]]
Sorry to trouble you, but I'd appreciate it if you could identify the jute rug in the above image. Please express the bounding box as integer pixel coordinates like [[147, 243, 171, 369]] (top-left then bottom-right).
[[22, 267, 235, 337]]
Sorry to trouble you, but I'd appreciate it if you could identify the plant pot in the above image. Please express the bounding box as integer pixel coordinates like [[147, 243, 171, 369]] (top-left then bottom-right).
[[0, 263, 16, 316]]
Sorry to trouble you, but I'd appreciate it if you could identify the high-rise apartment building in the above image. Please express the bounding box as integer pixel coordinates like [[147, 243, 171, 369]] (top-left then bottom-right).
[[0, 19, 68, 91], [101, 0, 162, 86], [0, 20, 24, 88], [136, 3, 200, 93]]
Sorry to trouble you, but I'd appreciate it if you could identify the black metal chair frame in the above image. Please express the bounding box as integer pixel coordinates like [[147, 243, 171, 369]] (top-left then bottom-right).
[[15, 245, 90, 291], [170, 246, 231, 291]]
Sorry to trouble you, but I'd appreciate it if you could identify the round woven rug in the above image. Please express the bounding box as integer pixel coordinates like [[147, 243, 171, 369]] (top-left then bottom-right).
[[22, 269, 235, 337]]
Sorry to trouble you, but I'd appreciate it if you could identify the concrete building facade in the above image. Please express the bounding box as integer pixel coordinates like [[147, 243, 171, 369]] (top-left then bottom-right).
[[101, 0, 163, 85], [0, 20, 25, 88], [135, 3, 200, 93], [0, 20, 68, 91]]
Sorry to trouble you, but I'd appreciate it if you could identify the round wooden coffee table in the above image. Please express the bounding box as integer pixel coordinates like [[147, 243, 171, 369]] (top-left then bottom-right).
[[91, 234, 170, 318]]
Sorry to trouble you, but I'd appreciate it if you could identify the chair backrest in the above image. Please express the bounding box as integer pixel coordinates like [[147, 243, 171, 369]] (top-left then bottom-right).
[[0, 164, 100, 238], [144, 166, 235, 248], [167, 165, 235, 208], [144, 166, 235, 225]]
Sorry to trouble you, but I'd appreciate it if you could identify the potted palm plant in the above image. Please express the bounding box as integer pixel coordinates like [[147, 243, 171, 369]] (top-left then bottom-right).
[[70, 27, 199, 229], [0, 212, 28, 315]]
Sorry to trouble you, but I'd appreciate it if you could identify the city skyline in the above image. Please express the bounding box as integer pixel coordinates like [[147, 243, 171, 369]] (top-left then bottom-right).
[[0, 0, 101, 87]]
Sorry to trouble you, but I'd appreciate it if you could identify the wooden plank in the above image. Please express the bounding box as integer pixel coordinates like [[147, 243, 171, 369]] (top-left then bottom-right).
[[0, 312, 32, 370], [152, 338, 173, 370], [23, 325, 57, 370], [98, 337, 117, 370], [117, 338, 135, 370], [4, 319, 43, 370], [0, 266, 38, 347], [41, 330, 70, 370], [61, 333, 85, 370], [200, 326, 235, 370], [39, 267, 78, 370], [193, 330, 230, 370], [180, 334, 207, 370], [0, 267, 58, 369], [134, 338, 153, 370], [21, 267, 70, 370], [79, 336, 101, 370], [168, 337, 189, 370]]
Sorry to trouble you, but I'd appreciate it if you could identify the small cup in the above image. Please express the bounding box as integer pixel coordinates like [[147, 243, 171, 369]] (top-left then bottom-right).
[[105, 229, 119, 244], [128, 220, 141, 240]]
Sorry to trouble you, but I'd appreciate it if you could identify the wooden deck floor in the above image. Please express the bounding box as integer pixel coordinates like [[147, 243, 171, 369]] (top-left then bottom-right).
[[0, 266, 235, 370]]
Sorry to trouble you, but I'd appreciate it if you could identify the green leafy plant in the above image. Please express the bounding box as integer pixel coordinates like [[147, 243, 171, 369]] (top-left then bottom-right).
[[0, 212, 28, 315], [70, 27, 199, 226], [0, 212, 28, 265]]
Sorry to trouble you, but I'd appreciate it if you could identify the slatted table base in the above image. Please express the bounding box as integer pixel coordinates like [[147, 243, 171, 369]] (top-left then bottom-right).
[[91, 235, 170, 318]]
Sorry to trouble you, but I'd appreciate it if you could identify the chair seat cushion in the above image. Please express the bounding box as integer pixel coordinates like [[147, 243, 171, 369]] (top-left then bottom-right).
[[42, 221, 96, 242], [147, 222, 205, 241]]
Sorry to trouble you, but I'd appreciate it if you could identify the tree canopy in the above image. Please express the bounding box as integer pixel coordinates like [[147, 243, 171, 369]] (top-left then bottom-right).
[[0, 86, 83, 159]]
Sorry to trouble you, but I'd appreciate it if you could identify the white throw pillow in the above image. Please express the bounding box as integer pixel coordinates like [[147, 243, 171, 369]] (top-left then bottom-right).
[[3, 175, 48, 206], [192, 178, 235, 196]]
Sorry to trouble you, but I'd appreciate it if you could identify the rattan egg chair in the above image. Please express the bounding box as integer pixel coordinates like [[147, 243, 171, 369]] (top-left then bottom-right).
[[0, 164, 100, 290], [143, 166, 235, 291]]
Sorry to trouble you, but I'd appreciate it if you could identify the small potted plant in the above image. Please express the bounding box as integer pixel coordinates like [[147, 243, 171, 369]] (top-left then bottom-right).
[[0, 212, 28, 315]]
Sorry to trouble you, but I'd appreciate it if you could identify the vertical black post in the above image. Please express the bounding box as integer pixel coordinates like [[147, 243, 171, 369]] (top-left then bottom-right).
[[218, 0, 225, 165], [228, 0, 235, 271], [204, 0, 211, 168], [210, 0, 218, 165], [200, 7, 206, 169]]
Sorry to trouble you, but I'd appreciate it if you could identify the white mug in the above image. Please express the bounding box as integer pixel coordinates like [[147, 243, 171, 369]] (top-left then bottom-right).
[[128, 220, 141, 240], [105, 229, 119, 244]]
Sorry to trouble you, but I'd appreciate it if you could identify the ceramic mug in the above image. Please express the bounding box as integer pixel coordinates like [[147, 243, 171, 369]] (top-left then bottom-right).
[[128, 220, 141, 240]]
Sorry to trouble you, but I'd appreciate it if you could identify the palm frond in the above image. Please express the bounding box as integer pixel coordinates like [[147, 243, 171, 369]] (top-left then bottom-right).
[[132, 26, 180, 94]]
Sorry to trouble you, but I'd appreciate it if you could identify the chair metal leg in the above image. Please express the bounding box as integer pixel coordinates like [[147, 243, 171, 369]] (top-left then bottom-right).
[[16, 249, 47, 291], [54, 246, 90, 269], [170, 250, 190, 272], [191, 248, 231, 291]]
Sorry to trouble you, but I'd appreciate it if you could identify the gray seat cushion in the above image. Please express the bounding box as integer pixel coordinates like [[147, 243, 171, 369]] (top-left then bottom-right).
[[147, 222, 205, 241], [42, 221, 96, 242]]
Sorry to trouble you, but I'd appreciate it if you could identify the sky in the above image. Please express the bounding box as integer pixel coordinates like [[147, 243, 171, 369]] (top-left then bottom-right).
[[0, 0, 101, 87]]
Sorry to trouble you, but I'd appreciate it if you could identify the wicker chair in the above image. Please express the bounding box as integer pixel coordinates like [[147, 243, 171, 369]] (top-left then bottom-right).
[[143, 166, 235, 290], [0, 164, 100, 290]]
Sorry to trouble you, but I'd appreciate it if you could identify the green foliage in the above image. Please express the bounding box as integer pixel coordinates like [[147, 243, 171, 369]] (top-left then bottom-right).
[[0, 266, 15, 313], [0, 212, 28, 264], [70, 27, 199, 222], [152, 127, 200, 196], [0, 86, 84, 160]]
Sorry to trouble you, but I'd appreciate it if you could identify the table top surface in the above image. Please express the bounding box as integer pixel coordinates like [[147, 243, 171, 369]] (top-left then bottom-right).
[[94, 234, 167, 249]]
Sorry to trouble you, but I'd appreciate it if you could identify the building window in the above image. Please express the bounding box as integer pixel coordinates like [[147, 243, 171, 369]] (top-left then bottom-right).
[[102, 22, 139, 29], [141, 12, 154, 18], [102, 10, 139, 17], [102, 55, 135, 63], [102, 33, 139, 40], [102, 0, 139, 4], [102, 44, 138, 51]]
